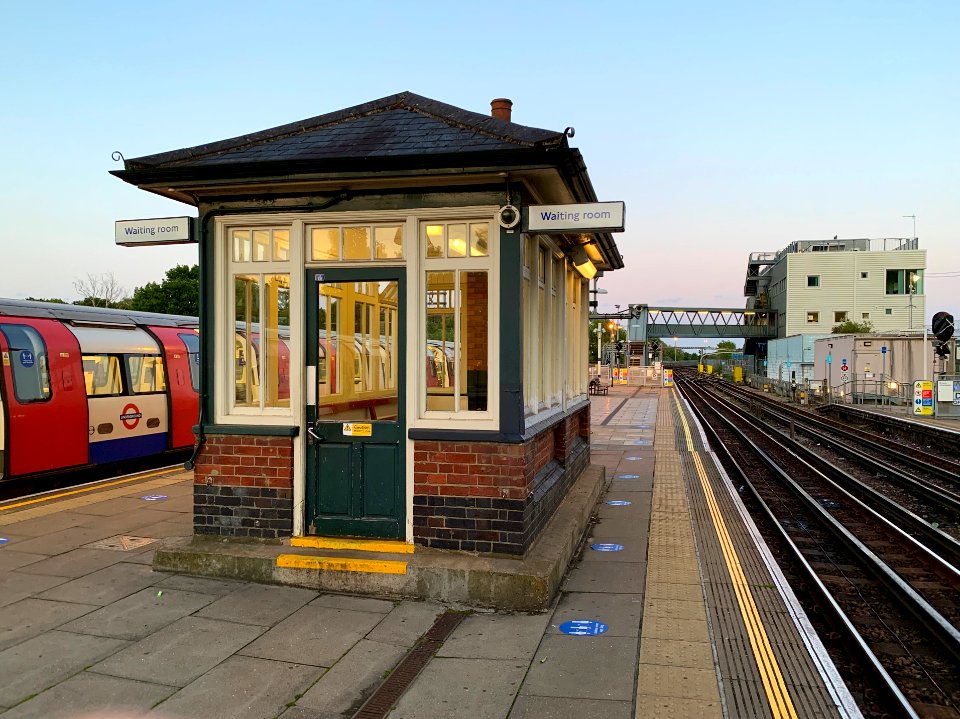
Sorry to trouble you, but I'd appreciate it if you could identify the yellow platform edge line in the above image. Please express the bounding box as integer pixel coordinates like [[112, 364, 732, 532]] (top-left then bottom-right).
[[289, 537, 414, 554], [276, 554, 408, 574], [672, 393, 799, 719]]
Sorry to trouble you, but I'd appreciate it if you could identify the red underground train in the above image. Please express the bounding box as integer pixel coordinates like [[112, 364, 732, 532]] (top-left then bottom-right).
[[0, 299, 200, 480]]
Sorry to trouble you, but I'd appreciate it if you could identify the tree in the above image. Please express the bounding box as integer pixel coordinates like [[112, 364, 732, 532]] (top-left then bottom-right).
[[25, 297, 68, 304], [831, 319, 874, 334], [130, 264, 200, 316], [717, 340, 737, 352], [73, 273, 130, 308]]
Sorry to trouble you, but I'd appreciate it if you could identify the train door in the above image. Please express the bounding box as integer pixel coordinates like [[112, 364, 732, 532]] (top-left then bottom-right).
[[148, 327, 200, 449], [0, 319, 87, 477], [305, 268, 405, 538]]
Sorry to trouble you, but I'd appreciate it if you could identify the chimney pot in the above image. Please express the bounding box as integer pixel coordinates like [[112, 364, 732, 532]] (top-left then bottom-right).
[[491, 98, 513, 122]]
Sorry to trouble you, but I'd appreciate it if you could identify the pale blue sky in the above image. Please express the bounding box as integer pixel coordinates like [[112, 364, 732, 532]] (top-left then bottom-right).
[[2, 1, 957, 324]]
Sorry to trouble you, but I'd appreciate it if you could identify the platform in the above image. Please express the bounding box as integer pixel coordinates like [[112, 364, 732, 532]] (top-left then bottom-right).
[[0, 385, 861, 718]]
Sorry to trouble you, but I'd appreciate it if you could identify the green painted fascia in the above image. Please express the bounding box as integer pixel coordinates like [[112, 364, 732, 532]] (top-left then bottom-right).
[[498, 225, 524, 437]]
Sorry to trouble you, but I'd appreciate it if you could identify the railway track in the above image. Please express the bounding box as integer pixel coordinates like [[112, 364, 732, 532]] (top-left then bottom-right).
[[677, 376, 960, 718]]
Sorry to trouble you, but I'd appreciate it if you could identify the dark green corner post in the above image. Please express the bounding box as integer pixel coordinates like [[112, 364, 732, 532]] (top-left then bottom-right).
[[499, 226, 524, 438]]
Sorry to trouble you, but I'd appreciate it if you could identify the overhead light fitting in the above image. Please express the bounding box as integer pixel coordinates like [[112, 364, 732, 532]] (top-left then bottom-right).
[[570, 245, 597, 280]]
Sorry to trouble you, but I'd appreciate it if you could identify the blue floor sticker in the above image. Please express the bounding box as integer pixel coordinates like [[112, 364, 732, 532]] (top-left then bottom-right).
[[141, 495, 168, 501], [616, 474, 640, 479], [591, 543, 625, 552], [606, 500, 632, 506], [559, 619, 609, 636], [0, 538, 8, 546], [624, 456, 643, 461]]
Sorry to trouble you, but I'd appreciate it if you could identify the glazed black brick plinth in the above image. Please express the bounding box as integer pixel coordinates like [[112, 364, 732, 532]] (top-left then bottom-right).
[[194, 484, 293, 539]]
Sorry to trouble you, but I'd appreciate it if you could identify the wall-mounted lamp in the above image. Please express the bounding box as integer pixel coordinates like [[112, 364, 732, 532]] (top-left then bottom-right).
[[570, 245, 597, 280]]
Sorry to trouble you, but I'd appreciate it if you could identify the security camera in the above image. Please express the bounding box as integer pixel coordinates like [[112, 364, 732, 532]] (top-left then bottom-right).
[[497, 205, 520, 229]]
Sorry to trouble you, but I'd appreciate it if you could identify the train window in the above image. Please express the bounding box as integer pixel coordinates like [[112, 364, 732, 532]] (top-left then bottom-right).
[[177, 333, 200, 392], [0, 324, 51, 403], [126, 355, 167, 394], [82, 355, 122, 396]]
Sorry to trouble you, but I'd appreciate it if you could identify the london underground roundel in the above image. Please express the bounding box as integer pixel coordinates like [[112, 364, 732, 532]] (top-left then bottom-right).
[[120, 403, 142, 430]]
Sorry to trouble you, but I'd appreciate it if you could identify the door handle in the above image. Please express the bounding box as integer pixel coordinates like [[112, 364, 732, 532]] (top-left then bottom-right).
[[307, 426, 323, 443]]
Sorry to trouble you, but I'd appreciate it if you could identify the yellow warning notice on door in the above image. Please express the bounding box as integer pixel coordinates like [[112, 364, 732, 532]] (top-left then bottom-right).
[[343, 423, 372, 437]]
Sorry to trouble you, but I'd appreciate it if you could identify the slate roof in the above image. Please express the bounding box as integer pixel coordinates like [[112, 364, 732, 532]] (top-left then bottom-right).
[[123, 92, 568, 170]]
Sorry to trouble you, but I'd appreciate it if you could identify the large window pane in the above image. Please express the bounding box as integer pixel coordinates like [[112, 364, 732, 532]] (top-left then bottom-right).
[[423, 270, 487, 413], [234, 274, 261, 407], [264, 274, 291, 408], [317, 280, 398, 421]]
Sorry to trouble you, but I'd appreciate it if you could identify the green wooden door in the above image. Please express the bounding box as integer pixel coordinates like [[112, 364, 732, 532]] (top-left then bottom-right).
[[305, 268, 405, 538]]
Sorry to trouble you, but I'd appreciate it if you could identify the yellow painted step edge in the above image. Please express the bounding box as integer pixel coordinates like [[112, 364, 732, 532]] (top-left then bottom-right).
[[276, 554, 408, 575], [290, 536, 414, 554]]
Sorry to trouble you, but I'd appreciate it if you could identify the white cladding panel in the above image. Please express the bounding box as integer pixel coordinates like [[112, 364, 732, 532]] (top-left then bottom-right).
[[67, 326, 160, 355], [782, 250, 926, 336]]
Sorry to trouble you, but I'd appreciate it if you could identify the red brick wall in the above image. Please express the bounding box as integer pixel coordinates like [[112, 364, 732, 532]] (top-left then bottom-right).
[[413, 441, 528, 500], [194, 435, 293, 489]]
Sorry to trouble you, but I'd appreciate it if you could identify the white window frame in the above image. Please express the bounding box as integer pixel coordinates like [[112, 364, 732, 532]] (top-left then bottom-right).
[[416, 211, 499, 430], [214, 215, 303, 426]]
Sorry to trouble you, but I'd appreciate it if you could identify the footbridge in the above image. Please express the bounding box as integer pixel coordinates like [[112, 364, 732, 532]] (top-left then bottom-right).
[[592, 305, 778, 341]]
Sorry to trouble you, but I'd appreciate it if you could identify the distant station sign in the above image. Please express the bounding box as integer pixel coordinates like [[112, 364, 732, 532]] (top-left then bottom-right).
[[115, 216, 196, 246], [524, 202, 625, 233]]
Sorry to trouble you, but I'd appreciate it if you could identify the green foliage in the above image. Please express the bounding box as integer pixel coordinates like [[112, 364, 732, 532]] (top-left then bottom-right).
[[831, 319, 874, 334], [130, 265, 200, 317], [73, 296, 132, 309], [716, 340, 737, 351], [25, 297, 68, 304]]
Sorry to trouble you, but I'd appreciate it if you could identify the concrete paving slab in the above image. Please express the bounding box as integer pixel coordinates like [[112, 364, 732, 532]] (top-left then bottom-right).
[[0, 630, 129, 707], [0, 597, 100, 652], [89, 616, 266, 686], [508, 695, 632, 719], [387, 657, 527, 719], [195, 583, 317, 626], [597, 500, 650, 522], [278, 707, 337, 719], [546, 592, 643, 638], [35, 561, 158, 605], [364, 600, 445, 646], [607, 479, 654, 493], [6, 525, 121, 556], [240, 604, 384, 667], [296, 639, 406, 714], [151, 655, 323, 719], [71, 508, 175, 533], [588, 519, 649, 539], [0, 549, 46, 572], [438, 612, 550, 660], [637, 663, 721, 702], [0, 571, 69, 608], [154, 573, 247, 595], [309, 593, 397, 613], [0, 669, 176, 719], [581, 536, 647, 564], [72, 497, 154, 516], [59, 587, 217, 640], [14, 547, 127, 577], [0, 512, 88, 536], [134, 518, 193, 539], [520, 634, 638, 701], [561, 561, 646, 594]]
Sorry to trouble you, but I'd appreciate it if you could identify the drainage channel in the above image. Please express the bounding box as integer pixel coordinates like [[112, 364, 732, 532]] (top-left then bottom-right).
[[352, 610, 466, 719]]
